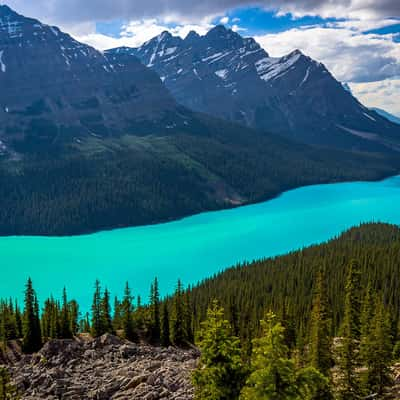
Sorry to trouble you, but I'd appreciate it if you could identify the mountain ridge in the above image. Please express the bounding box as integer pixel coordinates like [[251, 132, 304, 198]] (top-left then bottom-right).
[[108, 25, 400, 150]]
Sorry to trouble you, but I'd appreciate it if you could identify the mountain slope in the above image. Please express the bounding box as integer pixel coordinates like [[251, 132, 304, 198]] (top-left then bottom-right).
[[0, 4, 196, 154], [112, 26, 400, 150]]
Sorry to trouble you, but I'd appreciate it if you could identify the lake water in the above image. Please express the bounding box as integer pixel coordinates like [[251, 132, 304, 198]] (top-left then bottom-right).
[[2, 175, 400, 310]]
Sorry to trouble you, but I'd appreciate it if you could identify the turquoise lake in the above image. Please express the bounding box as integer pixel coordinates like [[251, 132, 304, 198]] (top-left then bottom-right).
[[2, 175, 400, 309]]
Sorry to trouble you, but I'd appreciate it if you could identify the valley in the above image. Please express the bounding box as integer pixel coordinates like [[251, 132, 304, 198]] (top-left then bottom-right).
[[0, 3, 399, 398]]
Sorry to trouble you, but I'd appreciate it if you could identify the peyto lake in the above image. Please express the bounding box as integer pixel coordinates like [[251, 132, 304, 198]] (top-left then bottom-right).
[[3, 175, 400, 309]]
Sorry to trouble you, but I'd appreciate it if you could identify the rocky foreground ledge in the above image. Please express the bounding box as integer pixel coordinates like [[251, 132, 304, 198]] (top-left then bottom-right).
[[3, 334, 199, 399]]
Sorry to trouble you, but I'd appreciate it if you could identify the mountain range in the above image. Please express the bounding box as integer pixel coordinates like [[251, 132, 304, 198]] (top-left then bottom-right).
[[110, 26, 399, 151], [0, 4, 399, 235]]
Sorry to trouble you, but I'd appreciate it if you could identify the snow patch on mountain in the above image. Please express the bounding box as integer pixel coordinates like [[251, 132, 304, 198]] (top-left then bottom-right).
[[257, 52, 301, 82], [299, 67, 310, 87], [0, 50, 6, 72], [215, 69, 229, 80], [363, 112, 376, 122]]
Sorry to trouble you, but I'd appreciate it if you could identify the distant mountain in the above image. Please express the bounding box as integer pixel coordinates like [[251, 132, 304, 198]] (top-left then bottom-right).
[[109, 26, 399, 150], [0, 4, 198, 153], [0, 6, 399, 235], [372, 108, 400, 125]]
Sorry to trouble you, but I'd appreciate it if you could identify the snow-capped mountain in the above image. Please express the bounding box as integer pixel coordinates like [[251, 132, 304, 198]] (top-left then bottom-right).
[[0, 5, 190, 151], [108, 25, 399, 150]]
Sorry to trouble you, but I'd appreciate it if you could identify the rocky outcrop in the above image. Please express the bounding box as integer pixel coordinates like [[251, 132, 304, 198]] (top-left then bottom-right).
[[6, 334, 198, 399]]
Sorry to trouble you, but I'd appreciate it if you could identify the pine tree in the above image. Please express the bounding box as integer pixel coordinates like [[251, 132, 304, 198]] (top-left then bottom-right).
[[91, 280, 104, 337], [22, 278, 42, 353], [101, 288, 114, 334], [149, 278, 161, 343], [171, 280, 186, 346], [59, 287, 72, 339], [161, 302, 171, 347], [241, 312, 327, 400], [363, 299, 393, 396], [121, 282, 136, 341], [192, 301, 246, 400], [338, 260, 362, 400]]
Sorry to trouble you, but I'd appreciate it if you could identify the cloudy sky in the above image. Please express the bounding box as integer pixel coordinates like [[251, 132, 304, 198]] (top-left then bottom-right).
[[4, 0, 400, 115]]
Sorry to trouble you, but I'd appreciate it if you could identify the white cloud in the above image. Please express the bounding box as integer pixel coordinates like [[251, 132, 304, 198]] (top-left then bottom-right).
[[4, 0, 399, 28], [75, 19, 213, 50], [220, 16, 229, 25], [326, 18, 400, 32], [255, 26, 400, 83], [350, 79, 400, 116], [232, 24, 246, 32]]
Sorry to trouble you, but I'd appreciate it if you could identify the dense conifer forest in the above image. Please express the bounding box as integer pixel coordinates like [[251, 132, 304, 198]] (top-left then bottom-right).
[[0, 222, 400, 398], [0, 130, 398, 235]]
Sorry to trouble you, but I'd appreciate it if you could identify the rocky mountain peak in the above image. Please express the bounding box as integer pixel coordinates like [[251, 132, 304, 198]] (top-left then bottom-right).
[[0, 4, 18, 17], [184, 30, 200, 43]]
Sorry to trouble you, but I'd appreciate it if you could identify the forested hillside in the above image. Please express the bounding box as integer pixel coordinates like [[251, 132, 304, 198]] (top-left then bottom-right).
[[1, 129, 397, 235], [186, 222, 400, 342]]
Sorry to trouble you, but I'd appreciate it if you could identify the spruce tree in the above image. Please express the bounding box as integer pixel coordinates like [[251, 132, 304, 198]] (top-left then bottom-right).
[[121, 282, 136, 341], [69, 300, 79, 336], [101, 288, 114, 334], [241, 312, 327, 400], [171, 280, 186, 346], [309, 268, 333, 376], [91, 280, 103, 337], [363, 299, 393, 396], [359, 281, 374, 364], [161, 302, 171, 347], [149, 278, 161, 343], [22, 278, 42, 353], [184, 291, 194, 344], [14, 301, 22, 339], [59, 287, 72, 339], [338, 260, 362, 400], [80, 312, 91, 333], [192, 301, 246, 400], [112, 297, 122, 331], [309, 268, 334, 399], [134, 295, 144, 330]]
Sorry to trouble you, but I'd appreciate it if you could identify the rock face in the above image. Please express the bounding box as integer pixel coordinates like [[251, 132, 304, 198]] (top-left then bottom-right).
[[7, 334, 198, 399], [111, 25, 400, 150]]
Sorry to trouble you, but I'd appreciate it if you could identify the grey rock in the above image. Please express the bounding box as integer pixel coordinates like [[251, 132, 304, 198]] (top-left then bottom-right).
[[5, 334, 198, 399]]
